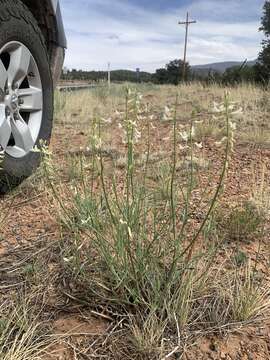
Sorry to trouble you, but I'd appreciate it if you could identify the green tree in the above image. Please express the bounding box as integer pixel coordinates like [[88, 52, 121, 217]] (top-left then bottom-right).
[[61, 69, 152, 83], [166, 59, 190, 84], [153, 68, 168, 84], [222, 65, 257, 85], [153, 59, 190, 85], [257, 1, 270, 83]]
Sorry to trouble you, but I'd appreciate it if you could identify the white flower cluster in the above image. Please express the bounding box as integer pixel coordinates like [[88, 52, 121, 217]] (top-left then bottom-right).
[[162, 106, 172, 121], [179, 126, 195, 142], [213, 101, 243, 118], [90, 133, 102, 150], [118, 89, 145, 145], [161, 105, 203, 150], [101, 116, 112, 124], [212, 98, 242, 148]]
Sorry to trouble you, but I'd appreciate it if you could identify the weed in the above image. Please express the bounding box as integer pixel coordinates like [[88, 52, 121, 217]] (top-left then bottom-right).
[[54, 89, 68, 120], [66, 154, 85, 182], [93, 85, 110, 105], [195, 116, 222, 141], [129, 313, 167, 358], [228, 264, 270, 322], [240, 126, 270, 147], [251, 162, 270, 217], [233, 250, 248, 267], [219, 201, 264, 242], [0, 296, 49, 360]]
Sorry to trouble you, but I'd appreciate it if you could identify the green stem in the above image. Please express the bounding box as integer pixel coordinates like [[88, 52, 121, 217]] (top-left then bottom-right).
[[180, 94, 231, 260], [170, 95, 178, 243]]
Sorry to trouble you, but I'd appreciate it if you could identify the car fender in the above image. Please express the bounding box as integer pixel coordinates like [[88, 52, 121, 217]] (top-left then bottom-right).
[[49, 0, 67, 48]]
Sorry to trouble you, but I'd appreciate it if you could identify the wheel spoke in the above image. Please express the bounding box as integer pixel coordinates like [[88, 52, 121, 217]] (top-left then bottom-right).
[[18, 87, 42, 112], [0, 60, 8, 92], [8, 45, 31, 87], [0, 104, 11, 149], [10, 114, 34, 151]]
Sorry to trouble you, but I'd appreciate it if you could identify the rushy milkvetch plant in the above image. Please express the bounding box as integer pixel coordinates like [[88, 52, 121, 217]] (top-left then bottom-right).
[[64, 91, 237, 304], [41, 89, 242, 355]]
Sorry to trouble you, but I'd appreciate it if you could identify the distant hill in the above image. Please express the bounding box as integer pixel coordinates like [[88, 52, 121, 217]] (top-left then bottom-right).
[[192, 60, 257, 74]]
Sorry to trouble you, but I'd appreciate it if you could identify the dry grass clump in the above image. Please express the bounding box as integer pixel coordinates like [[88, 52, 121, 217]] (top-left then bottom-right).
[[250, 163, 270, 217], [240, 125, 270, 147], [197, 263, 270, 330], [216, 201, 264, 243], [0, 297, 49, 360], [194, 115, 224, 141], [228, 264, 270, 322]]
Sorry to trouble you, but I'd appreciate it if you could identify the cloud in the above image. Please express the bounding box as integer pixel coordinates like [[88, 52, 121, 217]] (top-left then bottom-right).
[[61, 0, 264, 72]]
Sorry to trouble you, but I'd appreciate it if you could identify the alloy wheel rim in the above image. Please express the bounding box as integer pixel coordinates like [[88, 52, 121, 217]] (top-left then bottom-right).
[[0, 41, 43, 158]]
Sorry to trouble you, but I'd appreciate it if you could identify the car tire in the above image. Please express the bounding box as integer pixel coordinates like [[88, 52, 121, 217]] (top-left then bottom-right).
[[0, 0, 53, 194]]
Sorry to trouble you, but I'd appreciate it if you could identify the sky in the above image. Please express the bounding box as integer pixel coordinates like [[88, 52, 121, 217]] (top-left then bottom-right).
[[61, 0, 265, 73]]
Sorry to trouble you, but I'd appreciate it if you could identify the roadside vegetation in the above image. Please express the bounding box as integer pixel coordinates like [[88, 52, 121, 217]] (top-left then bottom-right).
[[1, 82, 270, 359]]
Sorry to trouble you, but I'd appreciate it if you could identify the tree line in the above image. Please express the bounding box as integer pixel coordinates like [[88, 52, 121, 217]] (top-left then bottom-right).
[[62, 1, 270, 86], [61, 69, 152, 83]]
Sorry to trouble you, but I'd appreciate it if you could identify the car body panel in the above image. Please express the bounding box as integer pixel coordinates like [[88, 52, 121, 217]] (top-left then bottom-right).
[[55, 1, 67, 49], [21, 0, 66, 83], [49, 0, 67, 48], [50, 0, 58, 13], [21, 0, 67, 49]]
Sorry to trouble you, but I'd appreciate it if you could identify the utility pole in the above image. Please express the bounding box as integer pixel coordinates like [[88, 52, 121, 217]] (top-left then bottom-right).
[[178, 12, 196, 81]]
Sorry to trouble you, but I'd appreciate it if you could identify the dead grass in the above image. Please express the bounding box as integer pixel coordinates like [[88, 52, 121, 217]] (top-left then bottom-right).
[[0, 294, 50, 360]]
